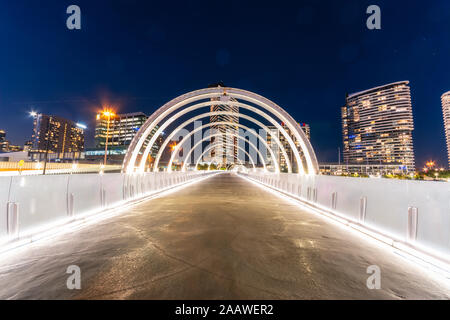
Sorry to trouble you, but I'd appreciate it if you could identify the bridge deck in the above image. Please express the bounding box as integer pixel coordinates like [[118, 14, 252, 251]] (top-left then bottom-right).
[[0, 173, 448, 299]]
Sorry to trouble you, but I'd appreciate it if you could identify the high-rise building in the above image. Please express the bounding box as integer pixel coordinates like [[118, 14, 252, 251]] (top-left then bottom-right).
[[90, 111, 160, 165], [442, 91, 450, 168], [0, 129, 7, 152], [95, 112, 148, 148], [299, 123, 310, 140], [342, 81, 415, 172], [30, 114, 85, 161], [266, 122, 311, 172], [208, 84, 239, 167]]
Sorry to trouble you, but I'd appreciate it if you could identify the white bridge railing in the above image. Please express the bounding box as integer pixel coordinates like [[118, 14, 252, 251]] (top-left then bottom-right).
[[240, 171, 450, 264], [0, 171, 214, 246]]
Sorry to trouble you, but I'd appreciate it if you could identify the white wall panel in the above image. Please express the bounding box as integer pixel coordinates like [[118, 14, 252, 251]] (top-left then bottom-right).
[[244, 172, 450, 257], [101, 173, 124, 207], [8, 175, 69, 232], [0, 177, 12, 237], [67, 174, 102, 216]]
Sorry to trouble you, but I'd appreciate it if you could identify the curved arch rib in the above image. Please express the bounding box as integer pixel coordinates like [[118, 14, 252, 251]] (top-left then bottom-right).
[[123, 87, 318, 174], [158, 121, 280, 173], [153, 111, 290, 173], [136, 101, 300, 174], [180, 132, 267, 172], [228, 89, 318, 175]]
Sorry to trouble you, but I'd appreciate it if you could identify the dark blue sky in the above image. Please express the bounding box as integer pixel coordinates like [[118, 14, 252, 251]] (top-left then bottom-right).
[[0, 0, 449, 166]]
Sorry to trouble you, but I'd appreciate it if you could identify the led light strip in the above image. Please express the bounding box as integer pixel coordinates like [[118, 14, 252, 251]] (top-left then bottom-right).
[[237, 173, 450, 284], [0, 172, 221, 257]]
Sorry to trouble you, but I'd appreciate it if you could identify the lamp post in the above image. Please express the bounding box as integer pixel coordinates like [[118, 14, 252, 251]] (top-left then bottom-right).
[[101, 110, 115, 166], [169, 141, 177, 171]]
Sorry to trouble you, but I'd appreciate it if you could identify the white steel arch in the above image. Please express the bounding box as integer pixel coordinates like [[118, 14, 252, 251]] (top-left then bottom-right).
[[193, 142, 256, 171], [180, 132, 267, 172], [135, 100, 301, 174], [161, 121, 280, 173], [227, 88, 317, 174], [153, 111, 291, 173], [123, 87, 319, 174]]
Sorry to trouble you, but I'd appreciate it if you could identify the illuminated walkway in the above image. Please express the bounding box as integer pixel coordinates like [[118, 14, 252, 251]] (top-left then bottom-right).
[[0, 173, 448, 299]]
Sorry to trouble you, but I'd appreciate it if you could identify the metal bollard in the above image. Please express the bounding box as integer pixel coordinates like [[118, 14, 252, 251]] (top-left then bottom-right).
[[331, 192, 338, 210], [7, 202, 19, 238], [407, 207, 418, 242], [101, 188, 107, 207], [68, 193, 74, 217], [359, 196, 367, 222]]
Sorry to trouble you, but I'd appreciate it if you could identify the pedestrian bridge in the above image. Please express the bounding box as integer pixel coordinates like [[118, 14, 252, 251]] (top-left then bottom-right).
[[0, 172, 449, 299], [0, 87, 449, 299]]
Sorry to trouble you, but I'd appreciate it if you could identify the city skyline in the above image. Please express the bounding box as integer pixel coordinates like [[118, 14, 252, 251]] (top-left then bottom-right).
[[1, 80, 449, 168], [1, 1, 450, 167]]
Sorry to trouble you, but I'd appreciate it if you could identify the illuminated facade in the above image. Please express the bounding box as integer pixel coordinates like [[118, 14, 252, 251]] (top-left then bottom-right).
[[342, 81, 415, 172], [0, 129, 7, 152], [95, 112, 148, 148], [208, 84, 239, 167], [442, 91, 450, 168], [267, 122, 310, 172], [93, 112, 160, 164], [31, 114, 85, 160]]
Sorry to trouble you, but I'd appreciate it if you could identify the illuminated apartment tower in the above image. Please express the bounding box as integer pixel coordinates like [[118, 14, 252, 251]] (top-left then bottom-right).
[[31, 114, 85, 160], [266, 122, 310, 173], [0, 129, 7, 152], [209, 85, 239, 167], [342, 81, 415, 172], [442, 91, 450, 168]]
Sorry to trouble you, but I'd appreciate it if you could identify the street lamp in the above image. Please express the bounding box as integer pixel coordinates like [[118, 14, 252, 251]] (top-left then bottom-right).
[[101, 109, 115, 166], [426, 160, 436, 170]]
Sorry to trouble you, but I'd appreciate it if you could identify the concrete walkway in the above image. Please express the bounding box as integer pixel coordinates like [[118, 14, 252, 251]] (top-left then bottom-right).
[[0, 173, 448, 299]]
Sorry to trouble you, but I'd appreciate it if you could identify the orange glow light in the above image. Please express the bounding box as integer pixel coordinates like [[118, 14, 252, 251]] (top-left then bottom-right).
[[100, 107, 116, 118], [426, 160, 435, 169]]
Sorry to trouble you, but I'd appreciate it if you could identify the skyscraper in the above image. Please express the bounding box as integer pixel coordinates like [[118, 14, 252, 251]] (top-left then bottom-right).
[[442, 91, 450, 168], [91, 111, 160, 165], [208, 84, 239, 167], [342, 81, 415, 172], [0, 129, 7, 152], [95, 112, 148, 148], [266, 122, 311, 173], [30, 114, 85, 161]]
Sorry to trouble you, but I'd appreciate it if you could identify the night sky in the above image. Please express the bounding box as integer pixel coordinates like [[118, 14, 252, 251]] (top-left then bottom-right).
[[0, 0, 449, 167]]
